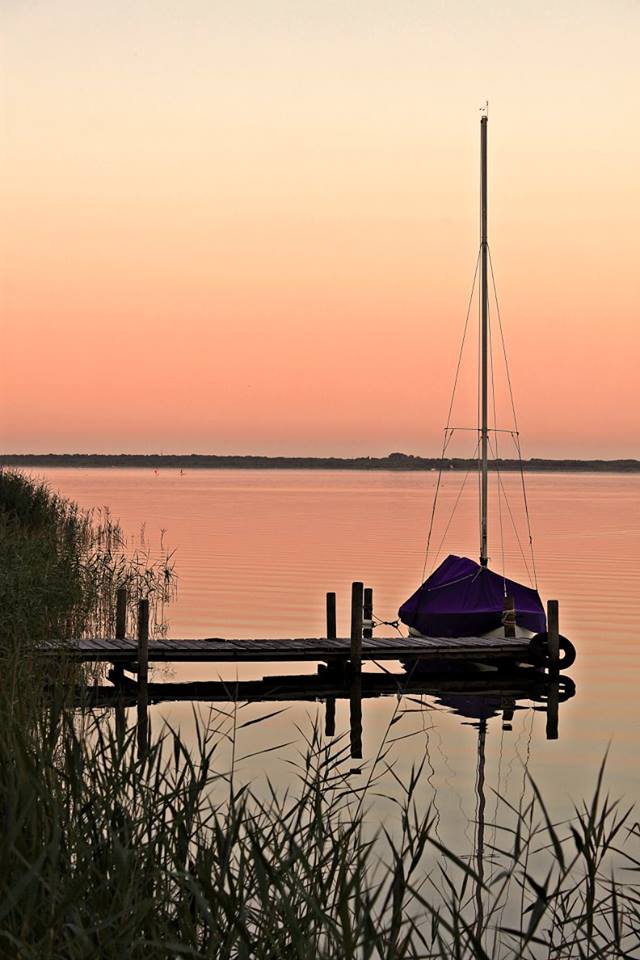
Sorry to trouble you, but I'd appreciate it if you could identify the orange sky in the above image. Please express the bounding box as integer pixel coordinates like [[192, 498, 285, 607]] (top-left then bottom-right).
[[1, 1, 639, 458]]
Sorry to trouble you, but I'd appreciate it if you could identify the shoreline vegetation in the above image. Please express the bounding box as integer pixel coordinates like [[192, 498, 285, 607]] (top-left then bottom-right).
[[1, 452, 639, 472], [2, 470, 639, 957]]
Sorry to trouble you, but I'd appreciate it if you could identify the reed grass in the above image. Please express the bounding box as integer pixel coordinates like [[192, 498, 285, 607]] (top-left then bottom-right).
[[1, 471, 638, 958], [0, 468, 176, 649]]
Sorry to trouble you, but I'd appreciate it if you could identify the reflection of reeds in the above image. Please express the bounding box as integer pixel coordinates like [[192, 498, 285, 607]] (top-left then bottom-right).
[[1, 472, 638, 957]]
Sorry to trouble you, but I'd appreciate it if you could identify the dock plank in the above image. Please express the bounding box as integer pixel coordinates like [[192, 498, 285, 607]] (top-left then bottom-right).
[[40, 634, 534, 665]]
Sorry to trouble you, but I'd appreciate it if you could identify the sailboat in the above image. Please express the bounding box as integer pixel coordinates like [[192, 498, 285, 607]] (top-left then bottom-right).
[[399, 113, 547, 646]]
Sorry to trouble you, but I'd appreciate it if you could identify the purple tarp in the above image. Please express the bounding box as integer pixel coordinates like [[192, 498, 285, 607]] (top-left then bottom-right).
[[399, 554, 546, 638]]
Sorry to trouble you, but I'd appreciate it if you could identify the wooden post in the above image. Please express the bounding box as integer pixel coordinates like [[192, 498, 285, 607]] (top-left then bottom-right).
[[115, 587, 127, 639], [350, 581, 364, 675], [363, 586, 373, 640], [502, 595, 516, 638], [321, 590, 342, 678], [349, 582, 364, 760], [137, 598, 149, 759], [113, 587, 127, 686], [326, 592, 336, 640], [324, 594, 337, 734], [114, 588, 127, 742], [547, 600, 559, 674]]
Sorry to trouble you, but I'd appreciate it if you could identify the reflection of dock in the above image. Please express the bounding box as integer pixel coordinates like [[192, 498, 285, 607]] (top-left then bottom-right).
[[82, 670, 576, 711], [80, 668, 575, 761]]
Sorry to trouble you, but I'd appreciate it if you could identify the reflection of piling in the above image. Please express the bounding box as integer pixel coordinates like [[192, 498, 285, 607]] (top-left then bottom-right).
[[325, 697, 336, 738], [546, 681, 559, 740], [349, 582, 364, 759], [474, 718, 487, 944], [137, 598, 149, 759], [349, 674, 362, 759], [501, 698, 515, 731]]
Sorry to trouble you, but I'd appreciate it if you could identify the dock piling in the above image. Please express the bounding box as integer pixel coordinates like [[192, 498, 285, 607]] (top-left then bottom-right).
[[137, 598, 150, 758], [363, 586, 373, 640], [350, 582, 364, 674], [502, 596, 516, 638], [326, 591, 336, 640], [113, 587, 127, 685], [349, 582, 364, 759], [324, 591, 338, 729], [115, 587, 127, 640], [321, 590, 342, 679], [547, 600, 560, 674], [114, 588, 127, 742]]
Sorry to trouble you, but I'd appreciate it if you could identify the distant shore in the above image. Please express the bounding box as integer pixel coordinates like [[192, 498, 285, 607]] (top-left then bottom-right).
[[2, 453, 639, 472]]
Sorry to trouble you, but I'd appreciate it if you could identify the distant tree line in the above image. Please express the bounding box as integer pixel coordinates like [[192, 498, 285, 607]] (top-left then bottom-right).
[[1, 453, 638, 472]]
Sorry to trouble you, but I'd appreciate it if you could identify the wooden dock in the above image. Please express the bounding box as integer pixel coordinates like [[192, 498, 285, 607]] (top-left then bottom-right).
[[40, 633, 538, 666], [39, 579, 571, 674], [37, 585, 573, 759]]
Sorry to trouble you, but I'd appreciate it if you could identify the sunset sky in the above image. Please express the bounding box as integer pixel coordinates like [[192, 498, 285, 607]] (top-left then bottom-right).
[[1, 1, 638, 458]]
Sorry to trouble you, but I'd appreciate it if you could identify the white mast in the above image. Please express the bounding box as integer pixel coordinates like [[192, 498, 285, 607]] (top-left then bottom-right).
[[480, 114, 489, 567]]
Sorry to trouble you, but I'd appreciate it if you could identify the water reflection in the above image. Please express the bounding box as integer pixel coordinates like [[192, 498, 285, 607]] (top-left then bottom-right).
[[43, 468, 640, 805], [85, 667, 575, 761], [79, 665, 582, 946]]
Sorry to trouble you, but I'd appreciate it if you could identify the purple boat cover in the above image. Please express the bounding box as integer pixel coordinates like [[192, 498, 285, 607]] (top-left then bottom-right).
[[399, 554, 546, 638]]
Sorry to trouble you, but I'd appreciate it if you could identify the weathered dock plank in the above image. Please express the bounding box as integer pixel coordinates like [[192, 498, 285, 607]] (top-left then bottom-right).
[[40, 634, 534, 664]]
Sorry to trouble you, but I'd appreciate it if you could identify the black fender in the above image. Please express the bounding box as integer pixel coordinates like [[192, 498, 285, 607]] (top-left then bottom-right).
[[528, 632, 576, 670]]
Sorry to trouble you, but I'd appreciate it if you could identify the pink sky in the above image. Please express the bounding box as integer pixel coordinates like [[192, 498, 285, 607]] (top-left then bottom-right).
[[1, 1, 639, 458]]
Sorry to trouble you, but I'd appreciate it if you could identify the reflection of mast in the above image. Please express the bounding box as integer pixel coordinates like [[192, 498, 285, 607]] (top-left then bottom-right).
[[474, 718, 487, 943]]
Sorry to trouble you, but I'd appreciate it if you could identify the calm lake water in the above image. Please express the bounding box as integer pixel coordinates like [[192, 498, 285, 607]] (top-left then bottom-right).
[[36, 467, 640, 844]]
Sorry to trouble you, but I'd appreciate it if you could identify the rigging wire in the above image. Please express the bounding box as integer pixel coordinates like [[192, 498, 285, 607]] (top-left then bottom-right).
[[512, 431, 539, 588], [420, 252, 481, 581], [428, 439, 481, 575], [488, 299, 506, 585], [488, 248, 538, 587], [488, 435, 533, 584], [421, 427, 454, 582], [419, 240, 540, 589]]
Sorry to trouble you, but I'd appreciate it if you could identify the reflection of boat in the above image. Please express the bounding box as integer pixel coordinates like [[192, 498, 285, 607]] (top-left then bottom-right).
[[399, 114, 557, 655]]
